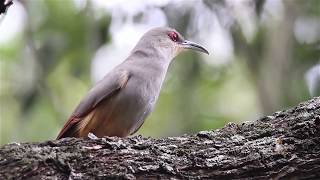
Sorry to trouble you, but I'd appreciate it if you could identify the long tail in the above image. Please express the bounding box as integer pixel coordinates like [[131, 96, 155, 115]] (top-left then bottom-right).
[[56, 116, 80, 139]]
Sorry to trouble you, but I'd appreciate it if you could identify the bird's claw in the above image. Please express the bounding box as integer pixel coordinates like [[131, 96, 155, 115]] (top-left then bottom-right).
[[88, 132, 99, 140]]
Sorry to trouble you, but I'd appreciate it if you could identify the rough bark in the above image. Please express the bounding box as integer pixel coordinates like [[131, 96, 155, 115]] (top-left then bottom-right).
[[1, 97, 320, 179]]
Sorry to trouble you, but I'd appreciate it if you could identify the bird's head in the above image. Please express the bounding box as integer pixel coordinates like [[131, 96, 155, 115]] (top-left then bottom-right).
[[135, 27, 209, 60]]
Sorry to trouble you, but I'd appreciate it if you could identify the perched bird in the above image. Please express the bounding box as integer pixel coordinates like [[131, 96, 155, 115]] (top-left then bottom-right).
[[57, 27, 209, 139]]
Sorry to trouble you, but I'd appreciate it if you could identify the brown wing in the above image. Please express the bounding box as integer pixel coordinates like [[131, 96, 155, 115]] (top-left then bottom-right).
[[56, 70, 130, 139], [56, 115, 81, 139]]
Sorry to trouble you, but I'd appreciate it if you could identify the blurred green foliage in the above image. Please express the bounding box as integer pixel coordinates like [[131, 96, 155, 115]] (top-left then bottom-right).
[[0, 0, 319, 144]]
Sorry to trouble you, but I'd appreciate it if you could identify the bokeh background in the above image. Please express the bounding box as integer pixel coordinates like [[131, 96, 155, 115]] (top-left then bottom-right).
[[0, 0, 319, 145]]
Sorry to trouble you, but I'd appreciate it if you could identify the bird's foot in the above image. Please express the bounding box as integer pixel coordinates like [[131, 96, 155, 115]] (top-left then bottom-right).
[[88, 132, 99, 140]]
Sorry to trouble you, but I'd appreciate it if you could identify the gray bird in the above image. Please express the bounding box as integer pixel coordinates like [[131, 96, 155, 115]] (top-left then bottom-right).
[[57, 27, 209, 139]]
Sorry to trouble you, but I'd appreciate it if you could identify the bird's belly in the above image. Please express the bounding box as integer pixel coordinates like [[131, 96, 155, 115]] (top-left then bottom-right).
[[95, 82, 157, 137]]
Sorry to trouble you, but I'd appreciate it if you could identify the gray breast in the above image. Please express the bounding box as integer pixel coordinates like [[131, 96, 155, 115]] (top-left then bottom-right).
[[111, 75, 157, 134], [115, 57, 169, 134]]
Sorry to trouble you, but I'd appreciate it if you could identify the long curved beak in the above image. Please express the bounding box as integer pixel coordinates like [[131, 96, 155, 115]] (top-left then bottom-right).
[[180, 40, 209, 55]]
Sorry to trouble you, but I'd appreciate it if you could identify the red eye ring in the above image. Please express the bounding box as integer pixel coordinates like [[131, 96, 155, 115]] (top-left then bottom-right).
[[168, 31, 178, 42]]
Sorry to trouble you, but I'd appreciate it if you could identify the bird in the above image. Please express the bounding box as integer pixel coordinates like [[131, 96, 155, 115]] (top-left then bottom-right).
[[56, 27, 209, 139]]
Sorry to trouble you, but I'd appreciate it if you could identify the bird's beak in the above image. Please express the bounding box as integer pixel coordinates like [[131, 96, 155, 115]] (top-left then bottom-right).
[[180, 40, 209, 55]]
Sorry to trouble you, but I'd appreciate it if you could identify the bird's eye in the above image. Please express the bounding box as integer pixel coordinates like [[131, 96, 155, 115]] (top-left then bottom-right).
[[168, 31, 179, 42]]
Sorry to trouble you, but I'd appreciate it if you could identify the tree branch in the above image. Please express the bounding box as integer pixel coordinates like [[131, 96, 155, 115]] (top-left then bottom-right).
[[0, 0, 13, 15], [1, 97, 320, 179]]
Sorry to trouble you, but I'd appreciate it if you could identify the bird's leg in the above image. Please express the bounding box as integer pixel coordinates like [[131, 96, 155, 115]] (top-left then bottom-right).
[[88, 132, 99, 140]]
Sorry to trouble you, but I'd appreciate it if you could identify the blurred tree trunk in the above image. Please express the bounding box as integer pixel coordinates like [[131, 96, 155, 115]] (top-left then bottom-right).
[[258, 1, 297, 114], [1, 97, 319, 179], [232, 0, 300, 115]]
